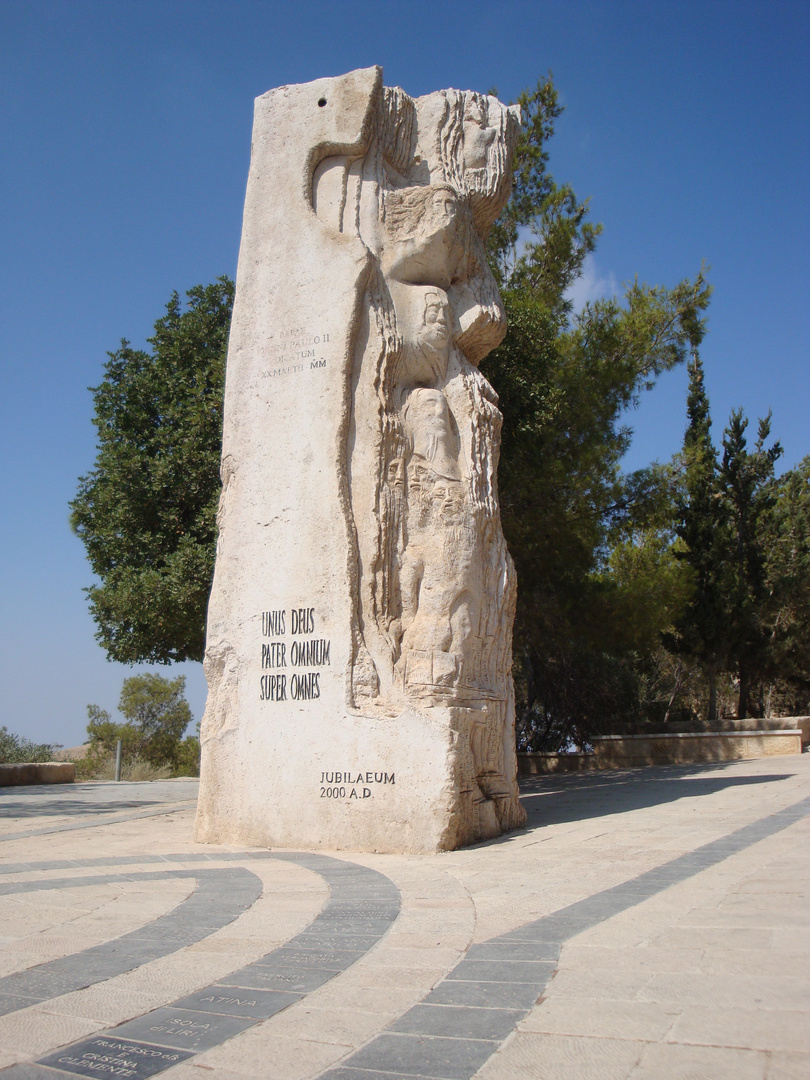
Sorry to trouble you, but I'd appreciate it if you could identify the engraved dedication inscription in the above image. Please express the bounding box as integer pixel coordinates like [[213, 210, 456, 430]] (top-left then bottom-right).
[[196, 67, 526, 853]]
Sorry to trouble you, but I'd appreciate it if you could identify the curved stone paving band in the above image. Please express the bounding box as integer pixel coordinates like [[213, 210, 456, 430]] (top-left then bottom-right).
[[0, 869, 264, 1016], [0, 853, 401, 1079], [1, 798, 808, 1080], [320, 796, 810, 1080]]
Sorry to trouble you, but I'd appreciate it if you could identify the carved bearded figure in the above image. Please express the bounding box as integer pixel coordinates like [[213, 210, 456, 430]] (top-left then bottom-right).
[[198, 70, 525, 853], [310, 83, 524, 833]]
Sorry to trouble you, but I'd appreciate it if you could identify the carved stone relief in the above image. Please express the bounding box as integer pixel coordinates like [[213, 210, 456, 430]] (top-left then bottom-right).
[[311, 82, 524, 838], [196, 68, 524, 854]]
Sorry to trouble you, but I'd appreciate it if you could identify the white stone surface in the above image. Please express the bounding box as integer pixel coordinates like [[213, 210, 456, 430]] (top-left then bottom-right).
[[195, 67, 524, 852]]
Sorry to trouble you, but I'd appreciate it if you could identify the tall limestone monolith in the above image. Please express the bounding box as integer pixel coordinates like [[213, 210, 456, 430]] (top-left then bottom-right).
[[195, 67, 526, 853]]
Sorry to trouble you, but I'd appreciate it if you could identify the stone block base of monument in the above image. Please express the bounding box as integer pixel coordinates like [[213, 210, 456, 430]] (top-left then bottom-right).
[[195, 68, 526, 853], [196, 703, 524, 853]]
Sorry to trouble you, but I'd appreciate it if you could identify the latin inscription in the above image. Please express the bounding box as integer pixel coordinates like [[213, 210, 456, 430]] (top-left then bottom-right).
[[320, 770, 395, 801], [262, 326, 331, 377], [260, 605, 331, 702]]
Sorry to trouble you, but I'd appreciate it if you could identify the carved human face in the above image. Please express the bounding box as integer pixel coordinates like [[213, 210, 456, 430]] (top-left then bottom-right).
[[407, 388, 450, 435], [432, 480, 466, 526], [421, 292, 449, 347], [463, 98, 496, 170], [386, 457, 405, 490], [432, 188, 458, 220]]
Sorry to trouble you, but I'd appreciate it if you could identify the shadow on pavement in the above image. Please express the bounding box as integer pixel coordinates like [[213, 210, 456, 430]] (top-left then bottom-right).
[[518, 762, 792, 828], [0, 798, 162, 818]]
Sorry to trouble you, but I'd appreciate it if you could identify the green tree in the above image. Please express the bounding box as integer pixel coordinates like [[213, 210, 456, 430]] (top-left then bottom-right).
[[71, 278, 234, 664], [481, 78, 711, 747], [720, 410, 783, 716], [86, 674, 192, 771], [662, 352, 730, 721], [118, 674, 192, 768], [85, 703, 139, 758], [764, 456, 810, 712]]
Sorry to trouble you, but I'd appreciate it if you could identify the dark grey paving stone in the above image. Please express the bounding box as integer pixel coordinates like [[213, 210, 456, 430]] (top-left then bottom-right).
[[464, 941, 559, 963], [389, 1003, 524, 1041], [290, 933, 381, 951], [445, 959, 554, 984], [321, 900, 400, 916], [254, 948, 357, 969], [499, 916, 592, 942], [218, 965, 336, 993], [422, 979, 545, 1010], [0, 972, 82, 1000], [344, 1032, 496, 1079], [0, 992, 41, 1015], [171, 985, 300, 1020], [306, 919, 394, 936], [110, 1008, 255, 1052], [39, 1037, 193, 1079]]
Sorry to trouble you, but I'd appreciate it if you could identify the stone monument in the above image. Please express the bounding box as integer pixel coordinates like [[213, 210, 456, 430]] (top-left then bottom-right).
[[195, 67, 526, 853]]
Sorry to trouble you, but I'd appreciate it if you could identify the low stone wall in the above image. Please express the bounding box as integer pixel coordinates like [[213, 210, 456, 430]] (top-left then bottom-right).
[[591, 730, 802, 768], [0, 762, 75, 786], [518, 723, 804, 775], [794, 716, 810, 746], [517, 753, 600, 776]]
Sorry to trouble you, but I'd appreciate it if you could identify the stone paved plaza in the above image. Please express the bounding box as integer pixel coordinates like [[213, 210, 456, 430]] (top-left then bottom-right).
[[0, 755, 807, 1080]]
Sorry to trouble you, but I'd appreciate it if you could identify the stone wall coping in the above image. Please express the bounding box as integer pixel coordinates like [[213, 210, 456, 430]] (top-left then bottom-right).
[[0, 762, 76, 786], [592, 730, 800, 741]]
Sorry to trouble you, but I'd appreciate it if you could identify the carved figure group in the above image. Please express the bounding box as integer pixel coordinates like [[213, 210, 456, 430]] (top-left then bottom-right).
[[311, 84, 523, 835]]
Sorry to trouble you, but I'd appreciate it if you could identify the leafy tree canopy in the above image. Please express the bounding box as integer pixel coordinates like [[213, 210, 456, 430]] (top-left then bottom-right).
[[71, 278, 234, 663], [86, 673, 192, 770], [480, 77, 710, 747]]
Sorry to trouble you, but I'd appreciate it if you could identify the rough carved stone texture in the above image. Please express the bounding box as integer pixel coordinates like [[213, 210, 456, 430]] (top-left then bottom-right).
[[195, 67, 526, 853]]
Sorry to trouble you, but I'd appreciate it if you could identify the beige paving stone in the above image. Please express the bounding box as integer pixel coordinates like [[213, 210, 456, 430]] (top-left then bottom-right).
[[773, 929, 810, 952], [765, 1050, 810, 1079], [561, 944, 705, 974], [669, 1007, 810, 1053], [37, 984, 170, 1024], [519, 996, 681, 1041], [198, 1028, 349, 1079], [355, 944, 462, 970], [160, 1064, 249, 1080], [475, 1031, 643, 1079], [639, 972, 810, 1011], [1, 754, 807, 1079], [0, 1006, 100, 1057], [255, 1002, 396, 1046], [650, 925, 776, 951], [301, 982, 421, 1015], [629, 1039, 768, 1078], [699, 948, 809, 978], [325, 962, 441, 990], [544, 967, 650, 1000], [382, 929, 471, 950]]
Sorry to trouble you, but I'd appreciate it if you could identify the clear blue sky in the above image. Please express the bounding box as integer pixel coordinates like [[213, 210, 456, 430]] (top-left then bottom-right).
[[1, 0, 807, 748]]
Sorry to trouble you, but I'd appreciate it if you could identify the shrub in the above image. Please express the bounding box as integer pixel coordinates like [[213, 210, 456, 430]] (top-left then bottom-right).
[[0, 727, 60, 764]]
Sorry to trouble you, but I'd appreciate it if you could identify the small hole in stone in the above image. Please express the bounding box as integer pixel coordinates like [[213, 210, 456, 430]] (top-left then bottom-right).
[[318, 97, 327, 107]]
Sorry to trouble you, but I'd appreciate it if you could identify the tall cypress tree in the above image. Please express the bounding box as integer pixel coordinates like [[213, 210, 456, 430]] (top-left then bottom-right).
[[664, 352, 729, 721], [720, 410, 782, 716]]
